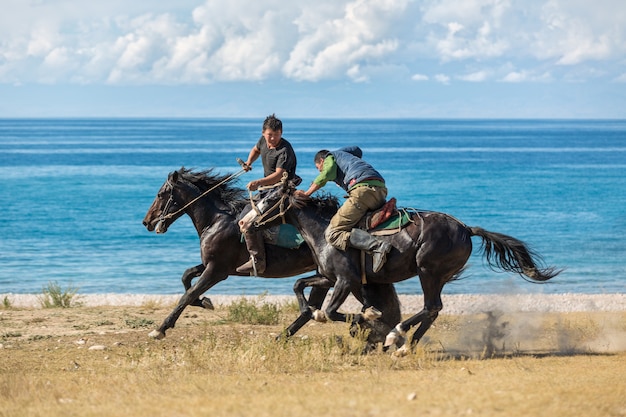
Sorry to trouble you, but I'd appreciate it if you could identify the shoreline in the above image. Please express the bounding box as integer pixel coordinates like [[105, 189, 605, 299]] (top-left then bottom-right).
[[3, 292, 625, 314]]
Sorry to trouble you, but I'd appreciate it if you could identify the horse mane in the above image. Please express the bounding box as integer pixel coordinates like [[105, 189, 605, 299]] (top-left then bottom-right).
[[177, 167, 248, 214], [291, 189, 340, 220]]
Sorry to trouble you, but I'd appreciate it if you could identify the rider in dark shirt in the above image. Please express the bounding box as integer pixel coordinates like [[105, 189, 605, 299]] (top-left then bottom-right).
[[237, 114, 299, 274]]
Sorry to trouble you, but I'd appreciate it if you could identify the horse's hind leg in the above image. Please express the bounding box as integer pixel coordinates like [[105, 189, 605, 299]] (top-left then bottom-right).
[[384, 272, 443, 349]]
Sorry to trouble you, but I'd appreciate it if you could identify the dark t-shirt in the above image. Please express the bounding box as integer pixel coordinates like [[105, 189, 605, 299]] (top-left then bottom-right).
[[255, 136, 298, 180]]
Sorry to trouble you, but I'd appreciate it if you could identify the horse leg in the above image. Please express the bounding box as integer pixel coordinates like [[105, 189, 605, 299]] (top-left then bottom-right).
[[281, 274, 332, 338], [384, 272, 444, 349], [182, 264, 213, 309], [293, 274, 331, 315], [322, 278, 357, 324], [354, 282, 403, 347], [150, 266, 226, 339]]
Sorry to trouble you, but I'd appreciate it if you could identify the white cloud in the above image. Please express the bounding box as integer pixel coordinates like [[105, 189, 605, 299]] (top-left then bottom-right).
[[502, 71, 526, 83], [458, 70, 490, 82], [501, 70, 552, 83], [283, 0, 408, 81], [614, 73, 626, 83], [422, 0, 511, 61], [530, 0, 620, 65], [435, 74, 451, 84], [0, 0, 624, 86], [411, 73, 429, 81]]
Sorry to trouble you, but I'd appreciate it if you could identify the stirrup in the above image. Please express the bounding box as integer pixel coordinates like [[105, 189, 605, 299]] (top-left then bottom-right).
[[236, 255, 258, 275], [372, 242, 392, 273], [251, 255, 258, 276]]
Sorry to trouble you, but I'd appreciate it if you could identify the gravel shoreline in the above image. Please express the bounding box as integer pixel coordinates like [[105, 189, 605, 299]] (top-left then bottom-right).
[[3, 293, 625, 314]]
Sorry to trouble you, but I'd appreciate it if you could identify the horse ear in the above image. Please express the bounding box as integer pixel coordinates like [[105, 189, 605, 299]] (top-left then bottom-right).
[[169, 170, 179, 183]]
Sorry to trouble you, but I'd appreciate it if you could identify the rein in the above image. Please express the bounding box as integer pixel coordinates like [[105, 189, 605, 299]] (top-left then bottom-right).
[[251, 173, 293, 228]]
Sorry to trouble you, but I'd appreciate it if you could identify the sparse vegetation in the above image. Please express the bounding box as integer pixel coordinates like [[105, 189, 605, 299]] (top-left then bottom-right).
[[0, 303, 624, 417], [124, 316, 155, 329], [37, 281, 81, 308], [2, 296, 11, 309], [226, 296, 281, 325]]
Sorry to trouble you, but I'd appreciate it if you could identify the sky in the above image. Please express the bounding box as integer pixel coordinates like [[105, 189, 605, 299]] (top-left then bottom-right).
[[1, 0, 625, 118]]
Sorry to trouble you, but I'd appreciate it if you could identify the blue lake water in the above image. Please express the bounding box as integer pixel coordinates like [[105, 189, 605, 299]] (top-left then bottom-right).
[[0, 118, 624, 296]]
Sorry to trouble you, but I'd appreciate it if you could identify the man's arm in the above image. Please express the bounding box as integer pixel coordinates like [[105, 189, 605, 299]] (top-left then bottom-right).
[[247, 167, 285, 191], [243, 145, 261, 170], [297, 156, 336, 196], [299, 182, 321, 197]]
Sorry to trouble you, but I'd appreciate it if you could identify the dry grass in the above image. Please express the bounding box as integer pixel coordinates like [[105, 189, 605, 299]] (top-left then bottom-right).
[[1, 302, 625, 417]]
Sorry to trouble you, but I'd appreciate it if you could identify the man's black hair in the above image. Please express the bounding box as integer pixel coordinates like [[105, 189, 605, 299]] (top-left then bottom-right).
[[314, 150, 331, 164], [263, 114, 282, 132]]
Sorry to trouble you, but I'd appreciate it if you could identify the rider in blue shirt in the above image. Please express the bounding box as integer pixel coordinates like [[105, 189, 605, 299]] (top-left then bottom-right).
[[297, 146, 391, 273]]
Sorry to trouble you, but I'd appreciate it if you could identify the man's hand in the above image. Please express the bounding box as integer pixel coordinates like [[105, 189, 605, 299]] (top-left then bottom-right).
[[247, 180, 260, 191], [294, 189, 310, 199], [236, 157, 252, 172]]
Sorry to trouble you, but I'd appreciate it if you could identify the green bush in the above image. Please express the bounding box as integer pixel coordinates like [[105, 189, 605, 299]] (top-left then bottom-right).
[[227, 297, 280, 325], [38, 281, 81, 308]]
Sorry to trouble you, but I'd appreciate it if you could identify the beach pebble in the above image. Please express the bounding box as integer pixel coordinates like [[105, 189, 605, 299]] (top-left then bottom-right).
[[88, 345, 107, 351]]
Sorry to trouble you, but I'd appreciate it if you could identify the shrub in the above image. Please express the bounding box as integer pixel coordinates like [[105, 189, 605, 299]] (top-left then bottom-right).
[[38, 281, 81, 308], [227, 297, 280, 325]]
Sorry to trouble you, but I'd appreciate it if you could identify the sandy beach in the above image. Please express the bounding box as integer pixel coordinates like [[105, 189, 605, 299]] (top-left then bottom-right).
[[2, 291, 625, 417], [3, 292, 625, 314]]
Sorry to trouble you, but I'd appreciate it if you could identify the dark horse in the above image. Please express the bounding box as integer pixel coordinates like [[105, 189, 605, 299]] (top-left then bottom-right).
[[240, 181, 561, 350], [142, 168, 402, 342]]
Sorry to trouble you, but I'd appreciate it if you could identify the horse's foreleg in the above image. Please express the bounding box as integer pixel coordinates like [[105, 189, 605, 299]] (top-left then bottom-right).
[[322, 278, 354, 323], [293, 274, 331, 314], [409, 310, 439, 346], [281, 275, 332, 338], [182, 264, 204, 289], [150, 267, 226, 339], [181, 264, 213, 309]]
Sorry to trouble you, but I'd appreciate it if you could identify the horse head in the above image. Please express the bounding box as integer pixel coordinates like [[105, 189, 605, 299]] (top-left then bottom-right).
[[238, 178, 303, 233], [143, 169, 188, 234]]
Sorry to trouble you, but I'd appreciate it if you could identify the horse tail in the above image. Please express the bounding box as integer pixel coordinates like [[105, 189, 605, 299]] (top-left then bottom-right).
[[468, 226, 560, 282]]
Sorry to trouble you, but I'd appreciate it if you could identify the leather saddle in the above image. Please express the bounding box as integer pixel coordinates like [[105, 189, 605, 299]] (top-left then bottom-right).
[[357, 197, 398, 230]]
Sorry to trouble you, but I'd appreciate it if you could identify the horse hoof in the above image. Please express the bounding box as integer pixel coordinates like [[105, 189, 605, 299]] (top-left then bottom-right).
[[201, 297, 214, 310], [362, 306, 382, 321], [148, 329, 165, 340], [393, 345, 409, 357], [384, 331, 398, 348], [312, 309, 327, 323], [384, 325, 406, 348]]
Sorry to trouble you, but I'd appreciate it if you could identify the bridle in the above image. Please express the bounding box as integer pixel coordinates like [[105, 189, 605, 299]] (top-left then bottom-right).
[[158, 168, 248, 224]]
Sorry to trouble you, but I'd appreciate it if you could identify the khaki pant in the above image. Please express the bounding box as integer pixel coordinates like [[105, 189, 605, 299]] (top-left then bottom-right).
[[325, 185, 387, 250]]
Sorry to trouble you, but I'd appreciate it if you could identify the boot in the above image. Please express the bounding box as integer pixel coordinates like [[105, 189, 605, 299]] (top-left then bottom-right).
[[348, 228, 392, 273], [236, 230, 266, 275]]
